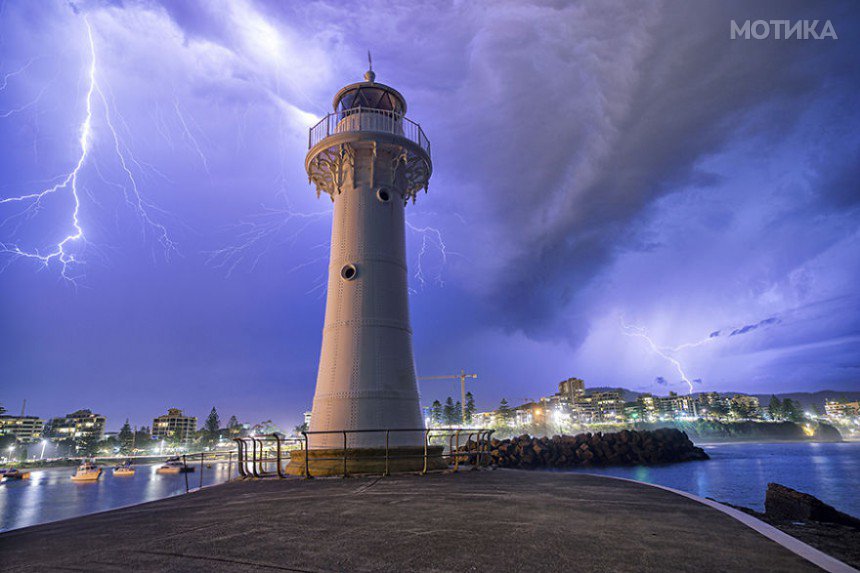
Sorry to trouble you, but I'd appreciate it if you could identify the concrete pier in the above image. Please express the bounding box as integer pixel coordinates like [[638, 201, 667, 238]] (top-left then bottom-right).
[[0, 471, 831, 572]]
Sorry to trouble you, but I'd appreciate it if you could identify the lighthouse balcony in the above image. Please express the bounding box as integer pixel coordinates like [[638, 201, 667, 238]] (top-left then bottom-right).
[[306, 107, 432, 200], [309, 106, 430, 157]]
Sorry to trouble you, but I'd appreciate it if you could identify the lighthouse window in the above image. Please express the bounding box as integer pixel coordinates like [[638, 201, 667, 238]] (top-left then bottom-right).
[[337, 87, 403, 114], [341, 264, 357, 281], [376, 188, 391, 203]]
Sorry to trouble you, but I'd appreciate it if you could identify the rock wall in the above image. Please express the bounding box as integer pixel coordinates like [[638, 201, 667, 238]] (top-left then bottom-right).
[[467, 428, 708, 469]]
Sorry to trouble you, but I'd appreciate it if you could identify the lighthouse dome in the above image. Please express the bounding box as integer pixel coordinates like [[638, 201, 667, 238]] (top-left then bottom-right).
[[333, 78, 407, 115]]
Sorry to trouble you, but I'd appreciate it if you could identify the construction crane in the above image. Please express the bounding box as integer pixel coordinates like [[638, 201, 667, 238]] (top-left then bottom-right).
[[417, 369, 478, 422]]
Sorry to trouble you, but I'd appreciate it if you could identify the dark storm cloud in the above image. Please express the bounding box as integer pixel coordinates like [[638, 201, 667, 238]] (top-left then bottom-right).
[[445, 1, 860, 342]]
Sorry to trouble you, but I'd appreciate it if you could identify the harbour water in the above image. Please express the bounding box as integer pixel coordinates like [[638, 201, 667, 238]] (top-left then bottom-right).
[[568, 441, 860, 516], [0, 461, 235, 532], [1, 442, 858, 533]]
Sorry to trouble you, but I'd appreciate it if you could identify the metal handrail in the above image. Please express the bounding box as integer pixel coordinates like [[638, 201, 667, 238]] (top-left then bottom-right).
[[176, 450, 237, 494], [233, 428, 494, 480], [308, 106, 431, 158], [233, 434, 302, 479]]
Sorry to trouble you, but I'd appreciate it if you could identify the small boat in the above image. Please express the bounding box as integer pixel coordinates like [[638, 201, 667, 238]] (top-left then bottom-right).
[[71, 460, 102, 482], [0, 468, 30, 480], [113, 460, 135, 476], [156, 457, 194, 474]]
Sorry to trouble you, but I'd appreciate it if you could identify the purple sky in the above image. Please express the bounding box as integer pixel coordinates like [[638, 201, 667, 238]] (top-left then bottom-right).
[[1, 1, 858, 431]]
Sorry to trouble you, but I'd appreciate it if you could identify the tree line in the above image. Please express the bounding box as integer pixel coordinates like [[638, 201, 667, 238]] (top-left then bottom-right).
[[428, 392, 478, 425]]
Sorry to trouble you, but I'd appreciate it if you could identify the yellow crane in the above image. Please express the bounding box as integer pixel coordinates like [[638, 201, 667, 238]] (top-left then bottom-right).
[[417, 369, 478, 423]]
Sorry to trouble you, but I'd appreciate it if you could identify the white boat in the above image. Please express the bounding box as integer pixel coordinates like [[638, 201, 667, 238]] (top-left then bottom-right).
[[71, 461, 102, 481], [113, 460, 135, 476], [156, 457, 194, 474]]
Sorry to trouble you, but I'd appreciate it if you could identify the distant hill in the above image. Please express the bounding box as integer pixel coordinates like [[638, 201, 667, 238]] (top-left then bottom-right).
[[589, 387, 860, 412]]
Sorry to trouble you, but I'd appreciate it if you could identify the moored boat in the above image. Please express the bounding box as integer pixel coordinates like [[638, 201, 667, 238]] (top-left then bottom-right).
[[113, 460, 135, 476], [71, 460, 102, 481], [0, 468, 30, 480], [156, 457, 194, 474]]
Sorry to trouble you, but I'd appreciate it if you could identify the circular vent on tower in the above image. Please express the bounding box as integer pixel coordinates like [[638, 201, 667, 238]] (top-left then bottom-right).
[[340, 264, 357, 281], [376, 187, 392, 203]]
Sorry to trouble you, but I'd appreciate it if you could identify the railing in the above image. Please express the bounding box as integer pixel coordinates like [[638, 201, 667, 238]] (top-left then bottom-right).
[[308, 106, 431, 158], [233, 435, 303, 479], [233, 428, 494, 479], [177, 450, 238, 494]]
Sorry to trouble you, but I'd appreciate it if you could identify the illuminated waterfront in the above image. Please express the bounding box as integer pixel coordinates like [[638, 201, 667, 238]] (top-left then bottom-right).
[[0, 461, 234, 532], [2, 442, 858, 533]]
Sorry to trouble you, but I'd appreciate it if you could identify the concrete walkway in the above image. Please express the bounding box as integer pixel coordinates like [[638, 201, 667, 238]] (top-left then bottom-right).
[[0, 470, 828, 572]]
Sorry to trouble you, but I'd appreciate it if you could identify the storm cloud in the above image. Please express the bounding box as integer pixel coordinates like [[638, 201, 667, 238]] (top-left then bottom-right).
[[1, 0, 858, 427]]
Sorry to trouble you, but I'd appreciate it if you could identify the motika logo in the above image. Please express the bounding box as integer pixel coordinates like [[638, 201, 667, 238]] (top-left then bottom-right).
[[730, 20, 838, 40]]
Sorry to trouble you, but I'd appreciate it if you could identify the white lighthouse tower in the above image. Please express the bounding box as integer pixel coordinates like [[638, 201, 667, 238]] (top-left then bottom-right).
[[294, 65, 433, 472]]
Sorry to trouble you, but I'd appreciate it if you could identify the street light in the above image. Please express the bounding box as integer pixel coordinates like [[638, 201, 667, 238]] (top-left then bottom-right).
[[40, 439, 48, 460]]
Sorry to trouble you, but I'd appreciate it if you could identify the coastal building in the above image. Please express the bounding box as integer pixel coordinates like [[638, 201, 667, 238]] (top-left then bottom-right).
[[152, 408, 197, 445], [636, 394, 660, 421], [513, 402, 544, 427], [569, 395, 597, 423], [824, 400, 860, 419], [0, 415, 45, 442], [623, 402, 642, 421], [557, 378, 585, 403], [653, 393, 697, 420], [45, 409, 106, 442], [471, 411, 497, 427], [591, 392, 626, 422]]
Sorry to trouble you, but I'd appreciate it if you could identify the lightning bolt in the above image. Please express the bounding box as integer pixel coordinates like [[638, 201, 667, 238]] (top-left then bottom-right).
[[0, 58, 35, 92], [406, 221, 452, 291], [620, 319, 698, 394], [209, 202, 459, 297], [205, 203, 330, 277], [0, 18, 174, 282], [0, 59, 47, 118], [173, 98, 210, 176]]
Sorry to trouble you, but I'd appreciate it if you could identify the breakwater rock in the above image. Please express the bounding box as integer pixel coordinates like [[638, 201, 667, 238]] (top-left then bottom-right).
[[472, 428, 708, 469], [765, 483, 860, 527]]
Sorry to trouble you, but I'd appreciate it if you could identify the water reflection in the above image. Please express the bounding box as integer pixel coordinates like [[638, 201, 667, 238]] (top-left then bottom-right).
[[571, 442, 859, 514], [1, 462, 236, 532]]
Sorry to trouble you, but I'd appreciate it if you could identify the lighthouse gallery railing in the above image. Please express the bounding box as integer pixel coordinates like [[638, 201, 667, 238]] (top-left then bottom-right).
[[308, 107, 431, 158]]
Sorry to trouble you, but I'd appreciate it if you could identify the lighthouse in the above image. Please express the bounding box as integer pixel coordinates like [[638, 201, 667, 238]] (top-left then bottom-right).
[[292, 65, 433, 473]]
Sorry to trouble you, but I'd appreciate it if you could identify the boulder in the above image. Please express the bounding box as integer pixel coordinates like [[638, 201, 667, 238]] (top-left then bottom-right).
[[765, 483, 860, 527]]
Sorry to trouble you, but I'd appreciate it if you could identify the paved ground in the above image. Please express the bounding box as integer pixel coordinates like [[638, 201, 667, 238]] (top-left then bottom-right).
[[0, 470, 826, 572]]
